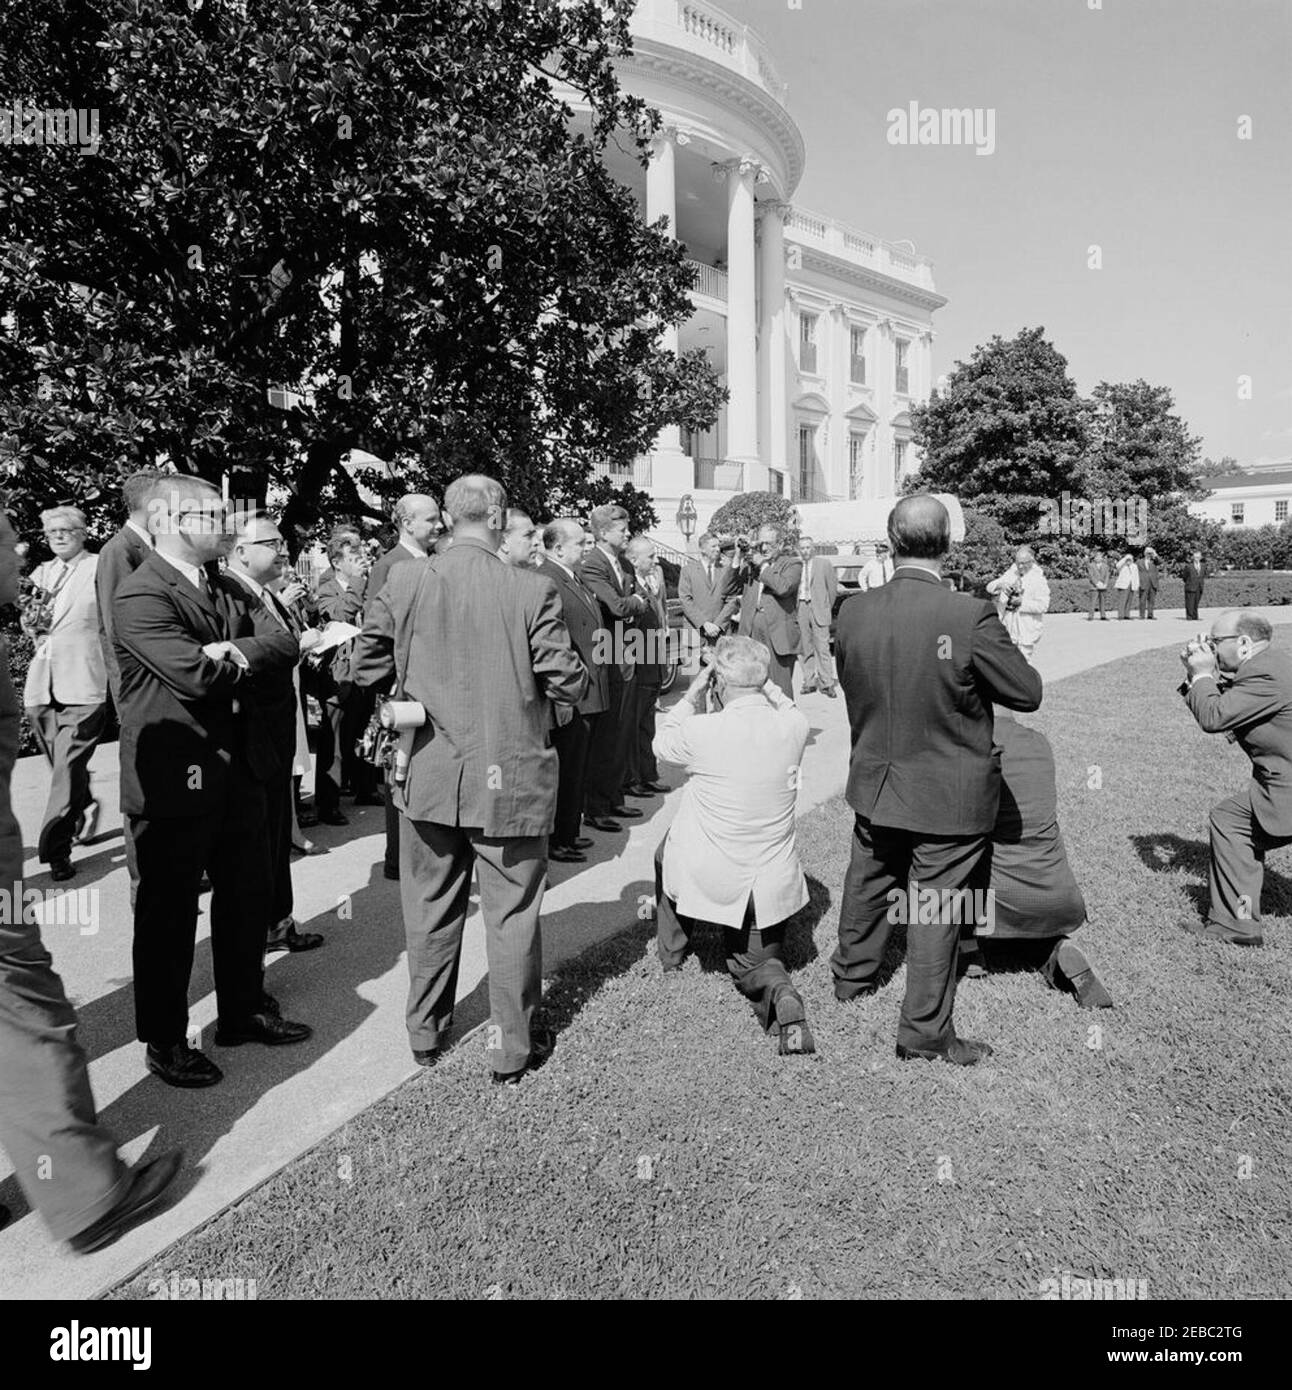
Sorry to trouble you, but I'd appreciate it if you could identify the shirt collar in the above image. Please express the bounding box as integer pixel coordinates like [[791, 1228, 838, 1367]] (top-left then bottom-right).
[[398, 535, 426, 558], [547, 555, 574, 579], [126, 518, 153, 546]]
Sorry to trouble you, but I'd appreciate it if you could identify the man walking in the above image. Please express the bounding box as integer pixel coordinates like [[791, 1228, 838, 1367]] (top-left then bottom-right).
[[795, 535, 838, 697], [831, 496, 1043, 1065], [354, 475, 587, 1084]]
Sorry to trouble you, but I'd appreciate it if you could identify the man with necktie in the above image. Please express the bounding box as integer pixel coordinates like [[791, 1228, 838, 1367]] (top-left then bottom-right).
[[1182, 550, 1208, 622], [860, 541, 893, 591], [678, 531, 739, 651], [113, 477, 310, 1089], [735, 524, 803, 700], [795, 535, 838, 698]]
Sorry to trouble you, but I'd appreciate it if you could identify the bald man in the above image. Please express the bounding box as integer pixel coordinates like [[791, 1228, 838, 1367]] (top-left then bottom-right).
[[1181, 610, 1292, 946]]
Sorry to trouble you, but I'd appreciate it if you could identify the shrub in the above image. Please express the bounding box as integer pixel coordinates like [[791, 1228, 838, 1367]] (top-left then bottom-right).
[[2, 616, 38, 756], [708, 491, 799, 544]]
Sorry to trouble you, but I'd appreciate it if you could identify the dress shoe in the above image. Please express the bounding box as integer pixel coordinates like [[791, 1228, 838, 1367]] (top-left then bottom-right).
[[265, 920, 325, 953], [584, 816, 623, 833], [74, 798, 100, 844], [383, 862, 399, 880], [318, 808, 349, 826], [296, 805, 320, 828], [1046, 940, 1114, 1008], [573, 837, 593, 850], [413, 1047, 441, 1068], [146, 1042, 223, 1088], [834, 983, 878, 1003], [778, 1018, 816, 1056], [67, 1150, 184, 1255], [1189, 921, 1263, 947], [549, 844, 587, 864], [637, 781, 668, 794], [623, 785, 658, 798], [50, 859, 75, 882], [214, 1012, 313, 1047], [609, 805, 643, 819], [491, 1027, 554, 1086], [896, 1037, 993, 1066]]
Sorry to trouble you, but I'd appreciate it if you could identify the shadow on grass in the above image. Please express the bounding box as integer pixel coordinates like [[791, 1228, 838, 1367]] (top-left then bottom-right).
[[1129, 830, 1292, 919]]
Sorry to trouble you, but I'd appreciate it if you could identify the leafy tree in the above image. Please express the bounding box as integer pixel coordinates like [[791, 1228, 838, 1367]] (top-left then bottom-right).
[[1197, 455, 1246, 478], [1082, 380, 1203, 503], [0, 0, 722, 553], [708, 490, 799, 544], [944, 506, 1008, 589]]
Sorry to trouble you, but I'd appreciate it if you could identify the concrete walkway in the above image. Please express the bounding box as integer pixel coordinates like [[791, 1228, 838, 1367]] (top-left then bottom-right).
[[0, 604, 1283, 1298]]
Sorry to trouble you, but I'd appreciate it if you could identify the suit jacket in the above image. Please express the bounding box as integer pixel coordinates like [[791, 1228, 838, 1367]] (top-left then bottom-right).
[[1182, 561, 1208, 595], [367, 540, 429, 611], [798, 554, 838, 627], [224, 570, 302, 777], [627, 565, 670, 687], [578, 544, 643, 683], [314, 570, 367, 688], [96, 523, 153, 697], [677, 558, 739, 633], [1086, 559, 1110, 589], [352, 537, 588, 837], [112, 552, 299, 819], [653, 684, 810, 927], [834, 568, 1043, 835], [737, 553, 803, 657], [536, 555, 609, 716], [1182, 647, 1292, 838], [1136, 557, 1159, 594], [23, 552, 107, 706]]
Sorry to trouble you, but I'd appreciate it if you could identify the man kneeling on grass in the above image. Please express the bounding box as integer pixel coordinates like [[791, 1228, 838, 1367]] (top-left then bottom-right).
[[651, 636, 816, 1056], [957, 711, 1113, 1008]]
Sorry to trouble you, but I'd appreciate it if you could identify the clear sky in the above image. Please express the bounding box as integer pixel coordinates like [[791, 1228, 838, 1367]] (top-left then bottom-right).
[[720, 0, 1292, 466]]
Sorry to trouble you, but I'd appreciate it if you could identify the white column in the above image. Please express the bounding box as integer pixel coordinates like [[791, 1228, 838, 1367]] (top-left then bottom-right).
[[718, 157, 764, 488], [645, 128, 691, 495], [757, 200, 788, 486]]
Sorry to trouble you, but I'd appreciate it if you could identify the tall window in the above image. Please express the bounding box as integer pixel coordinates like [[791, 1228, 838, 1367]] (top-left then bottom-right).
[[849, 326, 867, 384], [849, 434, 865, 499], [1277, 501, 1288, 523], [800, 312, 818, 374], [894, 338, 910, 394], [894, 439, 907, 487], [1231, 502, 1244, 524], [798, 425, 814, 499]]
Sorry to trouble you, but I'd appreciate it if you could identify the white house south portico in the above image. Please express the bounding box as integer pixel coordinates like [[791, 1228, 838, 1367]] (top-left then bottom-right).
[[585, 0, 949, 553]]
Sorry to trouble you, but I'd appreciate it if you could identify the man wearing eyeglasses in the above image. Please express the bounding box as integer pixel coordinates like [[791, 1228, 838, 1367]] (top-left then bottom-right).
[[21, 506, 107, 881], [1181, 611, 1292, 947]]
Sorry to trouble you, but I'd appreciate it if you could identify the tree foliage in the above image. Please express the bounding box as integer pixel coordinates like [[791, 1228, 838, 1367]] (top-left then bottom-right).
[[708, 490, 799, 543], [0, 0, 723, 550]]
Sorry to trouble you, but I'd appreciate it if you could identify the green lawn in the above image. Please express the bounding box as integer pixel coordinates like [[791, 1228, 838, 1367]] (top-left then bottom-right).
[[111, 640, 1292, 1299]]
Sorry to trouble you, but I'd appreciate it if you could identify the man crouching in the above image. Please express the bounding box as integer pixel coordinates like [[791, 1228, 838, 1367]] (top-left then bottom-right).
[[651, 636, 815, 1056]]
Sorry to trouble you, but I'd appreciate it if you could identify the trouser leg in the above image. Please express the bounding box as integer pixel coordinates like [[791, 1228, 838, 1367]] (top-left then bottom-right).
[[264, 767, 294, 925], [316, 693, 343, 813], [552, 711, 592, 847], [724, 920, 796, 1032], [471, 832, 546, 1076], [811, 618, 835, 687], [399, 818, 472, 1051], [383, 773, 399, 876], [1207, 792, 1287, 933], [831, 816, 907, 997], [798, 602, 817, 686], [654, 835, 690, 967], [208, 771, 271, 1027], [585, 674, 627, 817]]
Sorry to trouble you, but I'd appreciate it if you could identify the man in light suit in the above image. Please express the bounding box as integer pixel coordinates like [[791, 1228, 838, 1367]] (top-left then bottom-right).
[[677, 531, 739, 651], [0, 504, 183, 1253], [537, 519, 609, 864], [652, 636, 815, 1055], [363, 494, 441, 882], [736, 524, 803, 699], [795, 535, 838, 698], [353, 475, 588, 1083], [1182, 550, 1208, 621], [832, 495, 1043, 1065], [22, 507, 107, 881], [1180, 611, 1292, 946], [114, 477, 309, 1089], [578, 504, 647, 832], [986, 546, 1050, 661]]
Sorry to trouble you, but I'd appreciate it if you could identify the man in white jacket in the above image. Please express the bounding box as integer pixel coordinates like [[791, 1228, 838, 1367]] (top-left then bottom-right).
[[986, 546, 1050, 662], [651, 636, 815, 1055]]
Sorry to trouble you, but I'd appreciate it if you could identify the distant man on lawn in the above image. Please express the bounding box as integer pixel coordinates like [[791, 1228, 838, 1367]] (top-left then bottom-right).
[[1180, 611, 1292, 947]]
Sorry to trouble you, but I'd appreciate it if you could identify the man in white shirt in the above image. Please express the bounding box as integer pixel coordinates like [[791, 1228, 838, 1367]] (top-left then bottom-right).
[[859, 541, 893, 591], [22, 506, 107, 881], [652, 636, 815, 1056], [986, 546, 1050, 662]]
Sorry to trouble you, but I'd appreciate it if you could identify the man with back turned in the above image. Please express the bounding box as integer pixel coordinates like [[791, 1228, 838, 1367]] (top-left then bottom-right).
[[831, 495, 1043, 1065]]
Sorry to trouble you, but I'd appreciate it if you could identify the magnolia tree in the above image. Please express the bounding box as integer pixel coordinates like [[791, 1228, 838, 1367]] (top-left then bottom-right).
[[0, 0, 724, 550]]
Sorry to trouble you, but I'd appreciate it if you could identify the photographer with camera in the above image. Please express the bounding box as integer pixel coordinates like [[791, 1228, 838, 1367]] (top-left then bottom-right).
[[1180, 611, 1292, 947], [986, 545, 1049, 662], [734, 524, 804, 698]]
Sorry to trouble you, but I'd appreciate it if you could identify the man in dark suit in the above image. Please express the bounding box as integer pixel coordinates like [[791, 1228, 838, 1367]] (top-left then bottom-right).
[[736, 524, 803, 699], [225, 514, 325, 956], [622, 536, 670, 798], [95, 469, 161, 901], [831, 495, 1043, 1065], [1182, 550, 1208, 621], [113, 477, 310, 1089], [796, 535, 839, 697], [363, 495, 441, 880], [537, 519, 609, 863], [1180, 611, 1292, 946], [0, 504, 182, 1252], [578, 504, 647, 833], [678, 531, 739, 651], [312, 525, 378, 824], [353, 474, 588, 1082], [1086, 550, 1110, 621], [1137, 546, 1160, 620]]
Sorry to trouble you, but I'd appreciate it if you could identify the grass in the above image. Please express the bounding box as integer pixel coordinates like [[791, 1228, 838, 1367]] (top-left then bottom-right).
[[110, 639, 1291, 1299]]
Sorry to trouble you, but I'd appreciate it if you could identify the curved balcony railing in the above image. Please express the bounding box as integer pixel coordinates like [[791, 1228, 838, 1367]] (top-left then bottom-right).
[[630, 0, 788, 106]]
